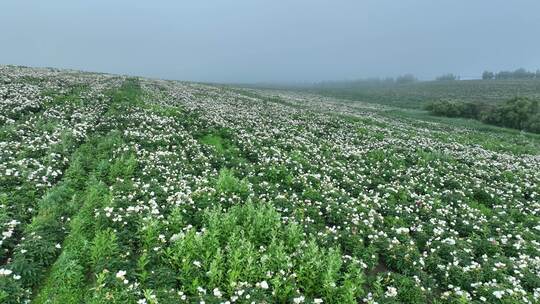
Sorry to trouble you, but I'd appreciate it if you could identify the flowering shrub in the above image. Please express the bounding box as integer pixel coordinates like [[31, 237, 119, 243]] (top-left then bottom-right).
[[0, 65, 539, 303]]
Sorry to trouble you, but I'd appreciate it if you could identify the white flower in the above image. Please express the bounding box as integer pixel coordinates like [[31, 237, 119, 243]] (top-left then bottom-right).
[[385, 286, 398, 298], [170, 233, 182, 242], [137, 299, 147, 304], [259, 280, 269, 289], [0, 268, 13, 276], [396, 227, 409, 234], [116, 270, 127, 280], [213, 288, 222, 298], [193, 260, 202, 268], [314, 299, 323, 303], [13, 274, 21, 280], [493, 290, 504, 299], [293, 296, 305, 303], [55, 243, 62, 249]]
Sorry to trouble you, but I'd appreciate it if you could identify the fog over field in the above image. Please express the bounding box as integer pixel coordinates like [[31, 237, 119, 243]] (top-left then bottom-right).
[[1, 1, 540, 82], [2, 2, 540, 303]]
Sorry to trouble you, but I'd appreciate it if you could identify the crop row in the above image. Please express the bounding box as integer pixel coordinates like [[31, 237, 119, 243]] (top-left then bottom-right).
[[0, 66, 539, 303]]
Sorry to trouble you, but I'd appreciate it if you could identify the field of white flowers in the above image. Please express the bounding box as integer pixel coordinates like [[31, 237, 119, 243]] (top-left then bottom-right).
[[1, 66, 539, 303]]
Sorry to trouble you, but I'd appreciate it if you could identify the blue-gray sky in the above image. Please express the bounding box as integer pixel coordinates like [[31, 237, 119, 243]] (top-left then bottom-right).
[[1, 1, 540, 83]]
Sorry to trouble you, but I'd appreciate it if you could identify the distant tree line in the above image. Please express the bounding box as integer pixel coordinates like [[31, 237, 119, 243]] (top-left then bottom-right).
[[435, 74, 459, 81], [482, 68, 540, 80], [426, 97, 540, 133], [313, 74, 418, 88], [311, 68, 540, 89], [395, 74, 418, 84]]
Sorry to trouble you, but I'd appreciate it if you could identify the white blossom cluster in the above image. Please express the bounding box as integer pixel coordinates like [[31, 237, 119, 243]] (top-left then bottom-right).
[[0, 66, 539, 303], [0, 65, 122, 262]]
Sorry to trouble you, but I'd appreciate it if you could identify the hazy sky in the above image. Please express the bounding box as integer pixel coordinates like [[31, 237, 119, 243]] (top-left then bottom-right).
[[2, 1, 540, 83]]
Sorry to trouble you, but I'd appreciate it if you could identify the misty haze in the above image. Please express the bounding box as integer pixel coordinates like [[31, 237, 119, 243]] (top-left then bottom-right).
[[1, 1, 539, 303]]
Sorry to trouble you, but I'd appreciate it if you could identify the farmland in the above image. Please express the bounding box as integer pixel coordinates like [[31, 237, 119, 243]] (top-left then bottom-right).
[[269, 79, 540, 133], [1, 65, 540, 303], [299, 79, 540, 109]]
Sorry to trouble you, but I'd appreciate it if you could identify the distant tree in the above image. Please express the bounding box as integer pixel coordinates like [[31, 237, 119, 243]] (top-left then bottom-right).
[[426, 97, 539, 133], [495, 68, 536, 80], [524, 112, 540, 133], [495, 70, 512, 80], [396, 74, 417, 84], [425, 99, 484, 119], [482, 71, 494, 80], [501, 97, 537, 128], [513, 68, 534, 79], [536, 69, 540, 79], [436, 74, 458, 81]]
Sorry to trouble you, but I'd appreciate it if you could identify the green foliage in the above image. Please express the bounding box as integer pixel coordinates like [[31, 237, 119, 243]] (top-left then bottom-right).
[[111, 78, 143, 104], [436, 73, 458, 81], [1, 79, 136, 303], [109, 153, 138, 182], [396, 74, 418, 84], [494, 68, 538, 80], [200, 133, 227, 153], [308, 78, 540, 109], [215, 168, 250, 197], [34, 166, 114, 303], [426, 97, 540, 133], [425, 99, 486, 119], [164, 202, 365, 302], [90, 229, 120, 273], [482, 70, 495, 80], [482, 97, 539, 132], [34, 250, 87, 303], [4, 67, 540, 304], [9, 185, 75, 287], [393, 274, 427, 303], [199, 129, 247, 168]]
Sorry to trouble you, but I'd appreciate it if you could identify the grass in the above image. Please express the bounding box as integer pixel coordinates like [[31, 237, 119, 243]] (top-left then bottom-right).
[[200, 134, 227, 153], [382, 108, 540, 155], [304, 79, 540, 109]]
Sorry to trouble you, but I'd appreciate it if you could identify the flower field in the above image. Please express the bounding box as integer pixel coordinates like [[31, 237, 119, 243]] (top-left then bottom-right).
[[1, 66, 539, 303]]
